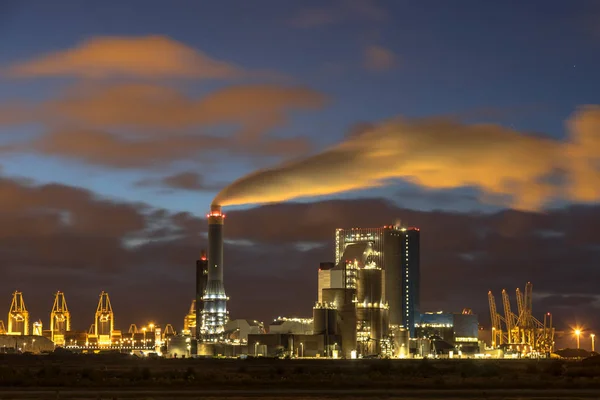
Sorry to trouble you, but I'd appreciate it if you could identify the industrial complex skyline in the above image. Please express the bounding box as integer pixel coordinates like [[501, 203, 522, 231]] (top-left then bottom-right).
[[0, 0, 599, 343]]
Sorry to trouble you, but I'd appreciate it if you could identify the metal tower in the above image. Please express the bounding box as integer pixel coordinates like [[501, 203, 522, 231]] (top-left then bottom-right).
[[0, 320, 6, 335], [50, 291, 71, 346], [94, 291, 114, 345], [8, 291, 29, 335]]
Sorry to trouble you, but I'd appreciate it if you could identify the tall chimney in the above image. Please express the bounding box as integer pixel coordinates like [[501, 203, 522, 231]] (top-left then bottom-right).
[[195, 250, 208, 341], [202, 204, 228, 339]]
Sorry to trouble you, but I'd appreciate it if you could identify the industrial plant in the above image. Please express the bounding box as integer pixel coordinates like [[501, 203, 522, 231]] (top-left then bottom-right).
[[0, 204, 564, 359]]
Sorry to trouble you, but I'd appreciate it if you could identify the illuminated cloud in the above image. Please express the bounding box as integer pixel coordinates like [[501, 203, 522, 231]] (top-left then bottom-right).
[[1, 173, 600, 328], [20, 128, 311, 168], [214, 107, 600, 211], [364, 45, 397, 72], [36, 83, 327, 131], [5, 36, 244, 79], [0, 83, 325, 167]]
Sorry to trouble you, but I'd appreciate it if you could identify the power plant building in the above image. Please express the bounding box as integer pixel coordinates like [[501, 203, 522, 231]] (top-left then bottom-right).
[[317, 262, 344, 303], [335, 224, 420, 336]]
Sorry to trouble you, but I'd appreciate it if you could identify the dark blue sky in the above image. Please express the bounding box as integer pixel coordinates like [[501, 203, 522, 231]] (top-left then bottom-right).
[[0, 1, 599, 338], [1, 0, 598, 213]]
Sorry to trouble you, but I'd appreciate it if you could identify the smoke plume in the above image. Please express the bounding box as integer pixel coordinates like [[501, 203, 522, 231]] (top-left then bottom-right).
[[213, 107, 600, 210]]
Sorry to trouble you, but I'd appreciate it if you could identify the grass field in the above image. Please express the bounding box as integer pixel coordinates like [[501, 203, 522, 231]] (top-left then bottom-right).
[[1, 354, 600, 393]]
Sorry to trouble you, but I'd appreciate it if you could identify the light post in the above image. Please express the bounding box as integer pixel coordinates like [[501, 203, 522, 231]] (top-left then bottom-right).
[[142, 327, 147, 349], [254, 342, 259, 356], [300, 342, 304, 358], [592, 334, 596, 353], [575, 329, 581, 350]]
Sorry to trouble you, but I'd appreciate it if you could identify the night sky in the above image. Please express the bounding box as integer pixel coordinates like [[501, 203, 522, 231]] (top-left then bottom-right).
[[0, 0, 599, 348]]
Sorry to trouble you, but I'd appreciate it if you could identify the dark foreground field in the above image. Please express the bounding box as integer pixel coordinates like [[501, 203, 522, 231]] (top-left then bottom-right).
[[2, 354, 600, 398]]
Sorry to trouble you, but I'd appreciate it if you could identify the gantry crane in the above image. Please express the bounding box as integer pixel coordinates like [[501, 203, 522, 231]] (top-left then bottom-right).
[[488, 291, 503, 346], [164, 324, 175, 337], [8, 291, 29, 335], [0, 320, 6, 334], [50, 291, 71, 346], [183, 300, 196, 336], [488, 282, 554, 355], [128, 324, 138, 334], [94, 291, 114, 345]]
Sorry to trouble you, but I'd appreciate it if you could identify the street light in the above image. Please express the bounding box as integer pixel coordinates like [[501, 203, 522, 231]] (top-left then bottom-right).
[[254, 341, 259, 356], [142, 327, 147, 348], [575, 329, 581, 349], [591, 334, 596, 353], [300, 342, 304, 358]]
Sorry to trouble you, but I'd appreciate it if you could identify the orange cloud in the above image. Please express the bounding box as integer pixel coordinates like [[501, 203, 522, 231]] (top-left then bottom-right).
[[22, 129, 311, 168], [4, 83, 327, 131], [364, 45, 397, 72], [213, 107, 600, 211], [0, 83, 325, 167], [5, 36, 244, 79]]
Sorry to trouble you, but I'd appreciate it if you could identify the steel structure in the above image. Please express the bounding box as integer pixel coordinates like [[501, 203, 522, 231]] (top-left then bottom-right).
[[94, 291, 114, 345], [0, 320, 5, 334], [50, 291, 71, 346], [488, 282, 554, 354], [183, 300, 197, 335], [128, 324, 138, 334], [8, 291, 29, 335], [32, 320, 43, 336], [164, 324, 175, 336]]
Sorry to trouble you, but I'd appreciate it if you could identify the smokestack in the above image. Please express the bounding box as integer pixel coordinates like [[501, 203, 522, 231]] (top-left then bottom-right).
[[195, 250, 208, 341], [202, 204, 228, 339]]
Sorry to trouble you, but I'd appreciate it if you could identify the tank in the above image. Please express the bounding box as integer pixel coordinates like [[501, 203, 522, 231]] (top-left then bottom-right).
[[392, 327, 410, 358], [357, 268, 383, 305], [338, 303, 357, 359], [313, 307, 338, 335]]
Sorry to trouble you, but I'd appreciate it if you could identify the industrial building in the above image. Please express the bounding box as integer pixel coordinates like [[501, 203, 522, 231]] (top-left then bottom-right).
[[416, 310, 481, 355], [334, 223, 420, 336]]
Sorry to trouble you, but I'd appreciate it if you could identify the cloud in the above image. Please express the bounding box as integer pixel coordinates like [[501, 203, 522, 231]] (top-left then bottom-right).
[[213, 107, 600, 211], [36, 83, 328, 132], [1, 172, 600, 330], [364, 45, 397, 72], [0, 83, 326, 167], [5, 36, 244, 79], [291, 0, 387, 28], [20, 129, 310, 168], [216, 198, 600, 329], [136, 172, 224, 192]]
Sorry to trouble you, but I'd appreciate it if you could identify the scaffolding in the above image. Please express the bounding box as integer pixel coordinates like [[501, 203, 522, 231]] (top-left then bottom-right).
[[488, 282, 554, 355], [8, 291, 29, 335]]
